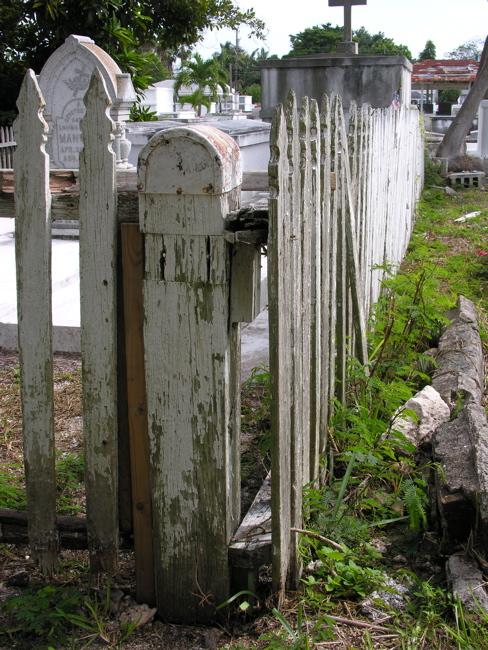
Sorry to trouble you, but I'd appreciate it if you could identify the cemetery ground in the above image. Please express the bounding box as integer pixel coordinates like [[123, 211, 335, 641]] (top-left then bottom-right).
[[0, 169, 487, 648]]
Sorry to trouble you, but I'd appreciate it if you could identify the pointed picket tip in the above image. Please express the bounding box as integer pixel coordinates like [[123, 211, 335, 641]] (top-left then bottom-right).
[[16, 69, 46, 114], [83, 68, 112, 112], [310, 99, 320, 125], [320, 94, 330, 116], [299, 96, 310, 145], [349, 101, 358, 122], [81, 69, 114, 142], [14, 70, 48, 148], [269, 105, 285, 166], [300, 95, 310, 114], [285, 89, 298, 118], [331, 94, 343, 116], [309, 100, 320, 153]]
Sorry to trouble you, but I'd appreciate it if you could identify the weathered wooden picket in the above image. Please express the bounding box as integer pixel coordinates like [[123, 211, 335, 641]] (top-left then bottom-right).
[[10, 68, 422, 621], [0, 125, 15, 169], [268, 92, 423, 592]]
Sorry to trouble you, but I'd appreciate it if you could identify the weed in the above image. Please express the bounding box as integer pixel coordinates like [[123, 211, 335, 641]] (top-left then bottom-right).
[[401, 478, 428, 532], [303, 546, 386, 599], [0, 463, 26, 508], [261, 606, 334, 649], [2, 584, 138, 648], [268, 179, 488, 646], [56, 451, 85, 514], [2, 584, 84, 645]]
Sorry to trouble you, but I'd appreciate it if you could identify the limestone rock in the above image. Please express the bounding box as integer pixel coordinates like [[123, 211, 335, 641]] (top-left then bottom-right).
[[447, 554, 488, 612], [361, 577, 409, 621], [392, 385, 450, 446], [119, 602, 157, 628]]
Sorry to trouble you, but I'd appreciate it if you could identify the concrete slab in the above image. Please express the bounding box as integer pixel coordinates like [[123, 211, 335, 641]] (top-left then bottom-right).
[[0, 217, 269, 374]]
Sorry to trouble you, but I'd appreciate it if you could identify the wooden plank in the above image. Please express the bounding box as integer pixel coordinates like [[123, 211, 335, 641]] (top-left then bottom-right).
[[0, 509, 133, 550], [121, 223, 155, 605], [309, 98, 322, 480], [299, 97, 312, 487], [320, 94, 333, 456], [269, 103, 292, 597], [230, 242, 261, 324], [14, 69, 57, 574], [79, 70, 118, 574], [229, 474, 272, 569], [286, 91, 303, 590], [340, 107, 368, 366], [333, 96, 347, 404], [1, 168, 265, 193], [139, 125, 242, 623], [116, 246, 133, 537]]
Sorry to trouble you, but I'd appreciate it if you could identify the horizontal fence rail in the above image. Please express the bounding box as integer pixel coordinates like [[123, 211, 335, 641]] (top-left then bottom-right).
[[268, 91, 423, 593]]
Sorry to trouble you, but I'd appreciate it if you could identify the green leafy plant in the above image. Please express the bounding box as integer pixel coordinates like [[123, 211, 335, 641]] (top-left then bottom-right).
[[0, 464, 26, 508], [305, 546, 386, 599], [129, 102, 158, 121], [402, 478, 428, 531], [3, 585, 84, 644]]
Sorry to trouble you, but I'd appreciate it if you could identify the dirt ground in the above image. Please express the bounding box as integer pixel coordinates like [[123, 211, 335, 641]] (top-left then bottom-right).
[[0, 349, 274, 649]]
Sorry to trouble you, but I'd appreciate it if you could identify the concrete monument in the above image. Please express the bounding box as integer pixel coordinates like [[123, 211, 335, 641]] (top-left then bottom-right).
[[261, 1, 412, 120], [38, 35, 136, 169]]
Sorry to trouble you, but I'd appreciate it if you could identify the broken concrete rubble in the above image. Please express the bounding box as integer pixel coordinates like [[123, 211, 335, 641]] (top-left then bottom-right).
[[434, 405, 481, 543], [432, 296, 484, 410], [446, 554, 488, 612], [431, 296, 487, 550], [392, 385, 450, 446]]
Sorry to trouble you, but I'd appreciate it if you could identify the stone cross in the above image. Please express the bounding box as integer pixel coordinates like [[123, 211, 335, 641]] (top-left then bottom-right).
[[329, 0, 367, 55]]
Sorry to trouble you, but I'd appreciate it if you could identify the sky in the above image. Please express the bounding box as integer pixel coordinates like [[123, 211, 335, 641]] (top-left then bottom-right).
[[197, 0, 488, 60]]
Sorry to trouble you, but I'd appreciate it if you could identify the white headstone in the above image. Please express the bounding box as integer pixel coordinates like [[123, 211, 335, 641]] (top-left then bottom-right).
[[38, 35, 136, 169]]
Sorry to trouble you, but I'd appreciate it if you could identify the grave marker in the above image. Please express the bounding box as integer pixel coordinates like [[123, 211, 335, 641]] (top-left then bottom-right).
[[328, 0, 367, 55], [38, 35, 136, 169]]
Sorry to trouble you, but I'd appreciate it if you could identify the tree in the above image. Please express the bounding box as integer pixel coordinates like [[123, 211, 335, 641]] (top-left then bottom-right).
[[286, 23, 412, 60], [174, 53, 228, 116], [437, 36, 488, 159], [212, 42, 274, 98], [447, 39, 484, 61], [0, 0, 264, 119], [418, 40, 436, 61]]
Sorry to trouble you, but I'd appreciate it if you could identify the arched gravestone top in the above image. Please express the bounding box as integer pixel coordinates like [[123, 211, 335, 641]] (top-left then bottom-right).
[[38, 35, 136, 169]]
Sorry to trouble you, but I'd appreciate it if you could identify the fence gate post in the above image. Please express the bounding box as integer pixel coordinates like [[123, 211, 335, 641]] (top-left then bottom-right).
[[138, 125, 242, 622]]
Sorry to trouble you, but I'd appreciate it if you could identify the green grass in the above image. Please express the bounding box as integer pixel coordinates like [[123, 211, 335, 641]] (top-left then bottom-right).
[[254, 182, 488, 648], [0, 452, 84, 514]]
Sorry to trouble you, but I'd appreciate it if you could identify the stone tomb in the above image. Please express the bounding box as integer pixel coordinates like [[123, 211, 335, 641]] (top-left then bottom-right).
[[38, 35, 136, 169], [260, 0, 411, 119]]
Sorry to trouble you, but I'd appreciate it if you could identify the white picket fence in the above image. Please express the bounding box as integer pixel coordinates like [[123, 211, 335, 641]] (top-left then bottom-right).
[[12, 68, 422, 621], [268, 92, 423, 593], [13, 68, 257, 622], [0, 125, 16, 169]]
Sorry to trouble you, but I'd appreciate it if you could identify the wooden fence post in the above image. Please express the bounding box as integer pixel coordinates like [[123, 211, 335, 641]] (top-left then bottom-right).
[[79, 70, 119, 574], [121, 223, 155, 605], [138, 125, 242, 622], [14, 69, 57, 574]]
